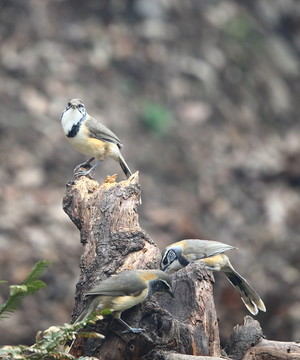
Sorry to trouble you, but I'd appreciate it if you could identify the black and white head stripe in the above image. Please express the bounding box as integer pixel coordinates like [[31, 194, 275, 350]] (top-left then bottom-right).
[[75, 101, 86, 116], [161, 247, 189, 272], [147, 278, 173, 298], [162, 249, 177, 266]]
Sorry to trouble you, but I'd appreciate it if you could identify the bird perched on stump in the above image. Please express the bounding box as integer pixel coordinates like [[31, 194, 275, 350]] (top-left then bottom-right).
[[74, 269, 174, 333], [161, 239, 266, 315], [61, 99, 132, 178]]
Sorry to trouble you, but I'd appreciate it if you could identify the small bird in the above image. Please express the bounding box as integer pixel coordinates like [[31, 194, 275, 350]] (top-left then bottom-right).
[[160, 239, 266, 315], [61, 99, 132, 178], [74, 269, 174, 333]]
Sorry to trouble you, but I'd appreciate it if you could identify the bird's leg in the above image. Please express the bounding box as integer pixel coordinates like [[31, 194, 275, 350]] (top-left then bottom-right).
[[74, 158, 102, 177], [117, 318, 145, 334], [74, 157, 95, 173]]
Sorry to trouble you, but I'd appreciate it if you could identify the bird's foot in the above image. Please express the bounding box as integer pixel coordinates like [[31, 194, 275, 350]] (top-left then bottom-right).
[[122, 327, 145, 334], [74, 158, 95, 177], [74, 168, 94, 178]]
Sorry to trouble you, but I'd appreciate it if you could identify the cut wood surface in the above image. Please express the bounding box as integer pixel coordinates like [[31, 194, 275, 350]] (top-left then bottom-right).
[[63, 172, 220, 359]]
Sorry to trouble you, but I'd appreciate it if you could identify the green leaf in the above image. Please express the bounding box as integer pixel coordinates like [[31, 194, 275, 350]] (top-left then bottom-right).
[[9, 285, 28, 296], [0, 308, 106, 359], [23, 260, 50, 285], [26, 280, 47, 294], [100, 308, 111, 316], [76, 331, 105, 339], [0, 260, 50, 320], [0, 287, 27, 319]]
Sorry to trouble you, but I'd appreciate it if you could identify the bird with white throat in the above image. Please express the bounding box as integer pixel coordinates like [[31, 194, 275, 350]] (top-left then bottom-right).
[[61, 99, 132, 178]]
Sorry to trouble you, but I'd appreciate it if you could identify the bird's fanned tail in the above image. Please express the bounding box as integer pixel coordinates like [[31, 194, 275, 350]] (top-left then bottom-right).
[[224, 269, 266, 315]]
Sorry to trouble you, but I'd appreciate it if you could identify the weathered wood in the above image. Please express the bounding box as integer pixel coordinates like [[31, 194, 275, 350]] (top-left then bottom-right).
[[224, 316, 262, 360], [145, 352, 225, 360], [224, 316, 300, 360], [63, 173, 221, 359], [155, 262, 220, 357], [242, 338, 300, 360], [63, 172, 159, 320]]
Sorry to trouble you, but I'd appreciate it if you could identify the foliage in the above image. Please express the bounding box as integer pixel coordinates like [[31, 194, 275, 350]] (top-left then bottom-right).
[[0, 260, 50, 320], [0, 260, 104, 359], [0, 312, 104, 360]]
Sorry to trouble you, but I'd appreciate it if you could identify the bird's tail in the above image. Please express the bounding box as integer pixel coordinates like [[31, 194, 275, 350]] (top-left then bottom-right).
[[118, 154, 132, 178], [65, 297, 98, 354], [224, 267, 266, 315]]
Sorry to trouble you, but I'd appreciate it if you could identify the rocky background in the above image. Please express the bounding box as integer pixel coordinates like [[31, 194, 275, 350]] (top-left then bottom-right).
[[0, 0, 299, 347]]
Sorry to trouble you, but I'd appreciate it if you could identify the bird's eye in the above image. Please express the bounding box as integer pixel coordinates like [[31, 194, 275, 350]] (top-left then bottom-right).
[[67, 102, 71, 107], [167, 250, 176, 263], [162, 250, 176, 265], [78, 104, 84, 108]]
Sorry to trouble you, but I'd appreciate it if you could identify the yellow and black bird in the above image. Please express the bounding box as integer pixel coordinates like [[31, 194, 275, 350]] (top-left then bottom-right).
[[61, 99, 132, 178], [161, 239, 266, 315], [74, 269, 174, 333]]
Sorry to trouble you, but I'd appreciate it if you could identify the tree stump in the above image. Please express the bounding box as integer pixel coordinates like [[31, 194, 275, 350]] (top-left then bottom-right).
[[63, 173, 221, 359], [224, 316, 300, 360]]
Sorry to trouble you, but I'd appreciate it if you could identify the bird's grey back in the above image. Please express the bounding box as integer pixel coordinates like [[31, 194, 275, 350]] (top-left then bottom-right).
[[85, 271, 147, 298]]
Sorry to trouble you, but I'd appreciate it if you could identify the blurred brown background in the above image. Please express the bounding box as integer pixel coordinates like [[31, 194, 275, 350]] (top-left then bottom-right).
[[0, 0, 299, 347]]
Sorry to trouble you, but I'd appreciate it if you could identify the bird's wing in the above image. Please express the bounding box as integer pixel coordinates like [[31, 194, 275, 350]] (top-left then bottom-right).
[[185, 239, 236, 259], [86, 117, 123, 148], [85, 273, 147, 298]]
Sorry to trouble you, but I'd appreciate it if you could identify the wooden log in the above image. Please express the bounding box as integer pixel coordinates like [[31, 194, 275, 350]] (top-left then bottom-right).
[[145, 352, 225, 360], [224, 316, 300, 360], [242, 338, 300, 360], [62, 173, 221, 359]]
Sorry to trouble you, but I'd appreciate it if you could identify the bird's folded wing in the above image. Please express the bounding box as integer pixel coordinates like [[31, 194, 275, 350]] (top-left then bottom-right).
[[85, 274, 146, 297], [87, 117, 123, 147]]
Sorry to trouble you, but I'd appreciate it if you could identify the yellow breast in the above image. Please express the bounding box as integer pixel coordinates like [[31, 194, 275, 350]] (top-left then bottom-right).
[[111, 288, 149, 314], [67, 123, 106, 159]]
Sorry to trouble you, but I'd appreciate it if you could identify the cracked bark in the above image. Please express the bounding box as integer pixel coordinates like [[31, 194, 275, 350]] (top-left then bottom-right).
[[224, 316, 300, 360], [63, 172, 220, 359], [63, 173, 300, 360]]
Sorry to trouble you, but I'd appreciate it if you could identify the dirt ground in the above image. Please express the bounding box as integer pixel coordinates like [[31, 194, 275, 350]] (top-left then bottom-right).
[[0, 0, 299, 347]]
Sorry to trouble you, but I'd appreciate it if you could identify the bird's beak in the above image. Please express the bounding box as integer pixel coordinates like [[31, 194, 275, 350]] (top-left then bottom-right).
[[161, 265, 168, 273], [167, 288, 175, 298]]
